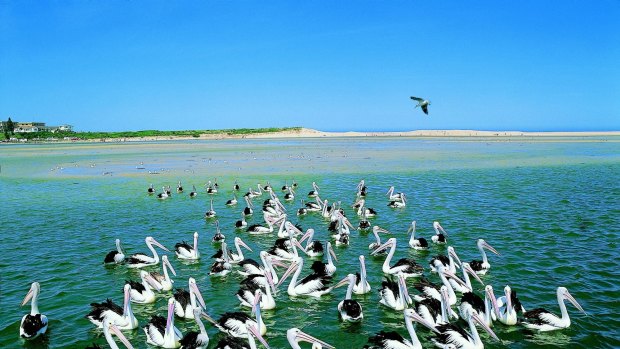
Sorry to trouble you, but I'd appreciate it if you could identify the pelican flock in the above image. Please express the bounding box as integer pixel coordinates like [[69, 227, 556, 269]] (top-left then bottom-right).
[[18, 178, 588, 348]]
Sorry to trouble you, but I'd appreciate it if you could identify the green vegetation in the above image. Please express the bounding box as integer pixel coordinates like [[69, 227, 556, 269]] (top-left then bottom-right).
[[2, 127, 302, 142]]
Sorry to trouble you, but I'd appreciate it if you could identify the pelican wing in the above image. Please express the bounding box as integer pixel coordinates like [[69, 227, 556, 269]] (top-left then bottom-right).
[[296, 273, 332, 294], [410, 96, 424, 102], [421, 104, 429, 114]]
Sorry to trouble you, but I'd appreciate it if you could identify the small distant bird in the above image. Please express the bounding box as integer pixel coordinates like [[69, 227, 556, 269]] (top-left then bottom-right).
[[410, 96, 431, 115]]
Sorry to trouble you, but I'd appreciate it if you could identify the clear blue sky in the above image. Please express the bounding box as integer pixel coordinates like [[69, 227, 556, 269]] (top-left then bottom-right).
[[1, 1, 618, 132]]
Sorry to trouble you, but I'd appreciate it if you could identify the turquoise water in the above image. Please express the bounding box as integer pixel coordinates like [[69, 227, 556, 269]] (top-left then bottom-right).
[[1, 137, 619, 349]]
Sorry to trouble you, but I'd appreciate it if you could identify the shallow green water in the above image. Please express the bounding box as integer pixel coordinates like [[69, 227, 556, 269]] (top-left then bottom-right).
[[1, 137, 619, 349]]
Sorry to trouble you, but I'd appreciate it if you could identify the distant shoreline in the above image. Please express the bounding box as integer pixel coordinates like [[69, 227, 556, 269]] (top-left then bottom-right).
[[3, 127, 620, 144]]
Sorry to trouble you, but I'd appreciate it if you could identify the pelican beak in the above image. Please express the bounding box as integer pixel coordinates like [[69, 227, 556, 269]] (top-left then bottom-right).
[[200, 311, 218, 326], [296, 330, 335, 349], [151, 238, 170, 252], [238, 238, 253, 252], [145, 273, 163, 291], [482, 240, 500, 256], [442, 269, 469, 289], [292, 238, 309, 256], [486, 286, 501, 318], [269, 257, 288, 268], [360, 256, 367, 279], [190, 280, 207, 310], [406, 309, 439, 333], [252, 290, 263, 314], [247, 323, 271, 349], [464, 263, 484, 286], [470, 311, 500, 341], [166, 298, 175, 334], [277, 261, 299, 288], [164, 256, 177, 277], [376, 226, 391, 234], [329, 244, 338, 263], [334, 275, 350, 289], [123, 284, 131, 314], [265, 270, 277, 294], [564, 289, 587, 315], [398, 275, 410, 303], [371, 239, 393, 255], [20, 284, 36, 306], [109, 322, 134, 348], [448, 248, 463, 268], [299, 229, 312, 243], [505, 287, 512, 311]]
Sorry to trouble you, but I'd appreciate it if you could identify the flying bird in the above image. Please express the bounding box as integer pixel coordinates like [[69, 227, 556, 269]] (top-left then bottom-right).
[[410, 96, 430, 115]]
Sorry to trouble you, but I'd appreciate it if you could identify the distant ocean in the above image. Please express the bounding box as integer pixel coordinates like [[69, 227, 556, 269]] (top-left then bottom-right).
[[1, 136, 618, 348]]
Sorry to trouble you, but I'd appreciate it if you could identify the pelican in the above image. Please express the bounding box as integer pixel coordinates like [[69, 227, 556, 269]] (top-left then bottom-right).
[[369, 225, 390, 253], [205, 199, 216, 218], [233, 180, 240, 191], [237, 278, 277, 310], [468, 239, 500, 275], [157, 187, 169, 199], [407, 221, 428, 250], [450, 262, 484, 294], [304, 197, 323, 212], [177, 181, 183, 193], [430, 246, 462, 274], [353, 199, 376, 216], [104, 239, 126, 264], [309, 241, 337, 276], [86, 284, 138, 330], [144, 298, 183, 348], [95, 317, 135, 349], [492, 285, 526, 325], [247, 216, 279, 234], [371, 238, 424, 278], [458, 288, 497, 327], [235, 212, 248, 229], [267, 236, 305, 261], [523, 286, 586, 331], [353, 255, 371, 294], [287, 328, 335, 349], [189, 185, 198, 198], [148, 184, 155, 194], [226, 194, 238, 206], [127, 270, 162, 304], [413, 265, 469, 306], [19, 282, 48, 339], [277, 256, 334, 297], [431, 221, 448, 244], [212, 220, 225, 243], [209, 241, 232, 276], [238, 251, 283, 284], [126, 236, 169, 268], [307, 182, 320, 197], [386, 186, 405, 200], [175, 232, 200, 260], [358, 209, 371, 230], [212, 237, 252, 264], [415, 285, 453, 327], [379, 274, 412, 311], [206, 181, 218, 194], [165, 186, 172, 196], [179, 309, 209, 349], [388, 194, 406, 208], [364, 309, 438, 349], [173, 278, 207, 319], [213, 321, 270, 349], [207, 294, 267, 337], [149, 255, 177, 291], [243, 196, 254, 215], [335, 274, 363, 322], [410, 96, 431, 115], [299, 228, 324, 257], [433, 308, 500, 349], [297, 199, 308, 215], [284, 187, 295, 201]]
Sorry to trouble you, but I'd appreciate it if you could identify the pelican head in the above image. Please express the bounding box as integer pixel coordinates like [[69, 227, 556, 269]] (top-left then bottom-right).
[[146, 236, 170, 252], [558, 287, 586, 315], [287, 328, 334, 349], [478, 239, 500, 256]]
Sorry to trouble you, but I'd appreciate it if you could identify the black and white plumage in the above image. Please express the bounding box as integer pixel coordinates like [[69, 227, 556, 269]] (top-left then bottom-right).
[[431, 221, 448, 244], [287, 328, 335, 349], [468, 239, 500, 275], [308, 241, 337, 276], [104, 238, 126, 264], [213, 237, 252, 264], [125, 236, 169, 268], [407, 221, 428, 250], [335, 274, 363, 322], [189, 185, 198, 198], [378, 274, 412, 311], [208, 297, 267, 338], [209, 241, 232, 276], [127, 270, 161, 304], [177, 181, 184, 193], [277, 256, 334, 297], [144, 298, 183, 348], [371, 238, 423, 278], [175, 232, 200, 260], [237, 276, 276, 310], [410, 96, 431, 115], [93, 317, 134, 349], [148, 184, 155, 194], [179, 309, 209, 349], [353, 255, 371, 294], [157, 186, 169, 199], [149, 255, 176, 292], [235, 212, 247, 229], [413, 265, 468, 306], [173, 278, 207, 319], [205, 199, 216, 218], [20, 282, 48, 339], [363, 309, 437, 349], [429, 246, 462, 274], [433, 308, 500, 349], [233, 180, 240, 191], [523, 286, 586, 331], [307, 181, 320, 197], [86, 284, 138, 330], [226, 194, 238, 206], [492, 285, 526, 325]]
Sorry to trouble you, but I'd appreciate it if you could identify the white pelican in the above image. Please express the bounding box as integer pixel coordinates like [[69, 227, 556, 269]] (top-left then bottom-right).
[[209, 241, 232, 276], [237, 275, 277, 310], [458, 289, 497, 327], [352, 255, 371, 295], [307, 182, 320, 197], [173, 278, 207, 319], [281, 180, 289, 191], [95, 317, 134, 349], [175, 232, 200, 260], [267, 236, 305, 261], [243, 196, 254, 215], [297, 199, 308, 216], [126, 236, 169, 268], [287, 328, 334, 349], [369, 225, 390, 253], [86, 284, 138, 330], [189, 185, 197, 198], [304, 197, 323, 212], [431, 221, 448, 244], [104, 239, 126, 264], [277, 256, 335, 297], [144, 298, 183, 348], [407, 221, 428, 250], [148, 184, 155, 195], [378, 274, 412, 311], [226, 194, 238, 206], [309, 241, 337, 276], [20, 282, 48, 339], [410, 96, 431, 115], [364, 309, 438, 349], [371, 238, 424, 278], [177, 181, 183, 193], [262, 182, 272, 191], [358, 209, 371, 230], [492, 285, 526, 325], [235, 212, 248, 229], [335, 274, 363, 322], [127, 270, 162, 304], [149, 255, 176, 291], [429, 246, 462, 273], [246, 216, 278, 234], [213, 237, 252, 264], [206, 181, 218, 194], [205, 199, 216, 218], [299, 228, 324, 257], [523, 286, 586, 331], [165, 185, 172, 196], [178, 309, 209, 349], [244, 185, 262, 199], [433, 308, 500, 349], [468, 239, 500, 275]]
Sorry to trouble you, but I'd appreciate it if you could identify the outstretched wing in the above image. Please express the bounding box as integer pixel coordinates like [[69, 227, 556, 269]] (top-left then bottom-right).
[[421, 104, 429, 114], [410, 96, 424, 102]]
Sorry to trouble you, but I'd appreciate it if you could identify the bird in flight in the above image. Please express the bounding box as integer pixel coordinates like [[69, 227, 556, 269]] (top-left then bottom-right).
[[410, 96, 430, 115]]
